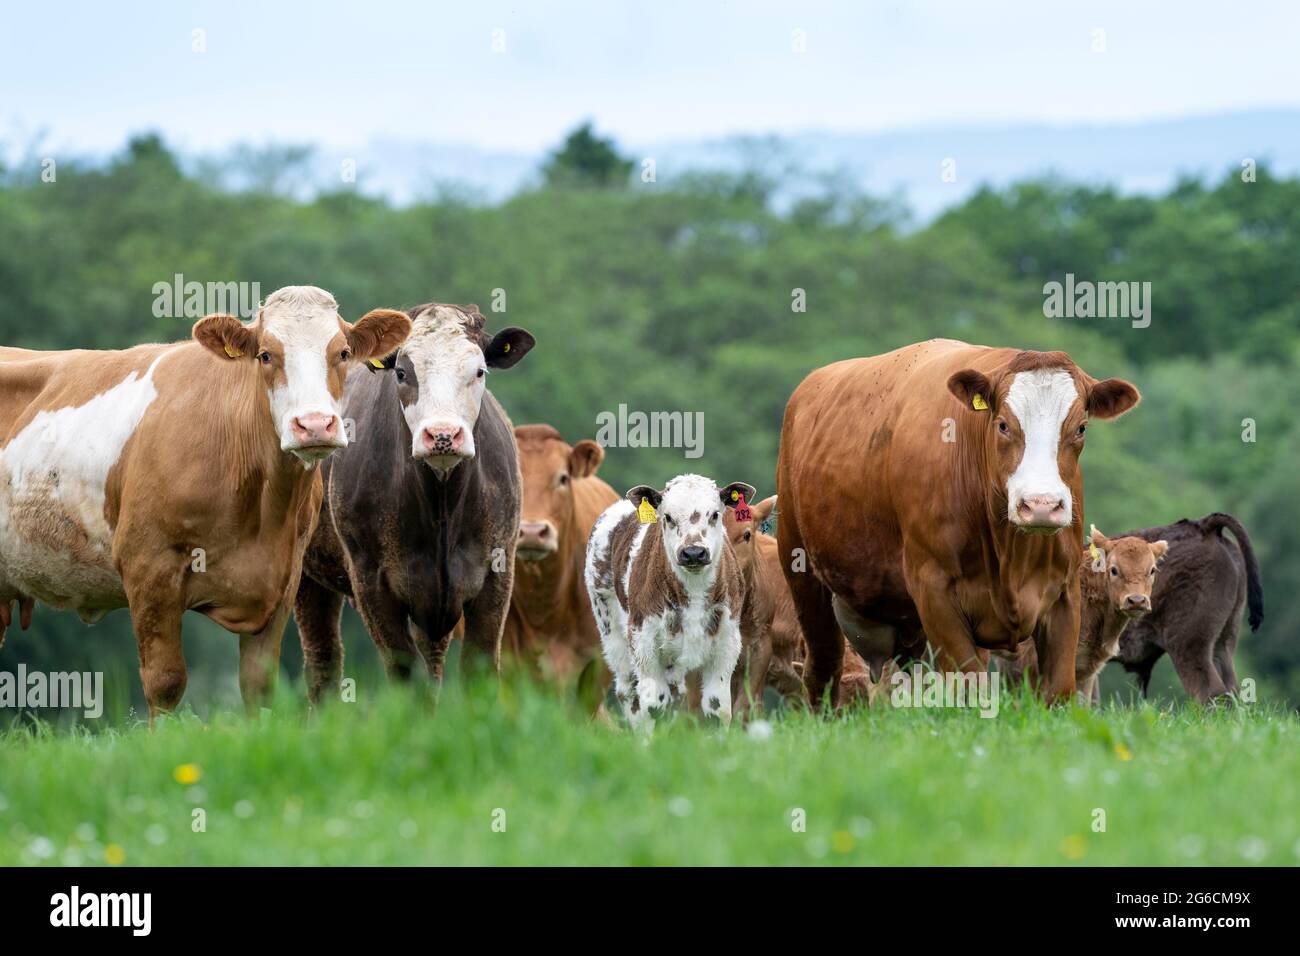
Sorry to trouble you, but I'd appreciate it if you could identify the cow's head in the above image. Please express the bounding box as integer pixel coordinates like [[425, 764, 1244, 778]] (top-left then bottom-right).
[[1087, 525, 1168, 618], [947, 351, 1139, 533], [193, 286, 411, 462], [371, 304, 534, 473], [626, 475, 756, 576], [725, 494, 777, 576], [514, 425, 605, 561]]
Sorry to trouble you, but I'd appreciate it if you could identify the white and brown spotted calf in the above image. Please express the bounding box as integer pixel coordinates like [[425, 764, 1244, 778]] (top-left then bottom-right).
[[584, 474, 753, 730]]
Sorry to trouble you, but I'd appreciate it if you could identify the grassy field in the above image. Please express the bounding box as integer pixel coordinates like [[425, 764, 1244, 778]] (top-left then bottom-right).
[[1, 679, 1296, 866]]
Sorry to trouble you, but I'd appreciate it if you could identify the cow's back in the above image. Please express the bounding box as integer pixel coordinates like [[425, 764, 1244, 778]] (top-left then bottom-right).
[[778, 338, 1013, 613]]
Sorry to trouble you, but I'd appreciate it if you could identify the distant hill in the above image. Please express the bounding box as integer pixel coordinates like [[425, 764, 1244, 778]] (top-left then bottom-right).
[[300, 110, 1300, 218]]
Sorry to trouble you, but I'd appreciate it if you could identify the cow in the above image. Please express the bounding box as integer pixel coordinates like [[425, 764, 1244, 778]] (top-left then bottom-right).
[[776, 339, 1140, 706], [294, 303, 534, 701], [501, 424, 619, 682], [999, 525, 1168, 703], [0, 286, 411, 716], [1113, 512, 1263, 703], [584, 474, 753, 731]]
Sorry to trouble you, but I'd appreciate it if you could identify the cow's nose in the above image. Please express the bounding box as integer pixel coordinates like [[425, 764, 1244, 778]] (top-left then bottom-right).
[[1124, 594, 1151, 612], [291, 413, 339, 445], [422, 425, 465, 455], [678, 545, 710, 568], [1015, 494, 1068, 527], [517, 521, 557, 556]]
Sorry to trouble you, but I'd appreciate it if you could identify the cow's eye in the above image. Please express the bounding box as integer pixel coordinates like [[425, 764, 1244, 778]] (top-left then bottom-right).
[[1149, 566, 1156, 576], [395, 368, 406, 383], [257, 351, 271, 365], [997, 420, 1009, 434], [743, 531, 751, 542], [711, 511, 719, 522], [1110, 566, 1119, 577], [476, 368, 486, 379], [1077, 422, 1087, 436], [558, 473, 569, 487], [340, 348, 352, 362], [663, 515, 674, 527]]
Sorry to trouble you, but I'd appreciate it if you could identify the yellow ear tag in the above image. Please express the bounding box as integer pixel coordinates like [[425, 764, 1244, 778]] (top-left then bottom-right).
[[637, 498, 657, 523], [1088, 542, 1101, 562], [503, 342, 511, 353], [972, 394, 989, 411], [223, 344, 242, 359], [369, 358, 385, 369]]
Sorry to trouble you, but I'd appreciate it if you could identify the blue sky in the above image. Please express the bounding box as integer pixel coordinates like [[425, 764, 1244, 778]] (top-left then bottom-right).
[[3, 1, 1299, 155]]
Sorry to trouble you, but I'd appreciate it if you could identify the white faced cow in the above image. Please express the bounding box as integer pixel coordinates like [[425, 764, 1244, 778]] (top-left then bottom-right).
[[584, 474, 753, 731], [0, 286, 411, 716]]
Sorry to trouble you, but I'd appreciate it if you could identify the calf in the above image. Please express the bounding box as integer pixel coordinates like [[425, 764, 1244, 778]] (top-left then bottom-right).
[[0, 287, 410, 715], [585, 474, 753, 730], [1001, 525, 1168, 703], [502, 424, 619, 681], [1114, 513, 1263, 703], [294, 304, 534, 698]]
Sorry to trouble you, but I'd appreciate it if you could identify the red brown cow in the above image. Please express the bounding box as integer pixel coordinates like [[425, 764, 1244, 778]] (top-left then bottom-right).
[[0, 286, 410, 716], [501, 425, 619, 681], [777, 340, 1140, 705]]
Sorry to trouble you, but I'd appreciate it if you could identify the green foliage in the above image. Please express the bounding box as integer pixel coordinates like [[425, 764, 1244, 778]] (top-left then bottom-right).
[[0, 134, 1296, 708], [540, 121, 634, 188]]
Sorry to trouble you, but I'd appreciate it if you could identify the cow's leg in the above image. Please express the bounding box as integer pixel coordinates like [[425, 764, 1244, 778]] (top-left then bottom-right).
[[1168, 641, 1229, 705], [632, 623, 671, 725], [352, 572, 418, 681], [592, 593, 638, 724], [701, 617, 742, 726], [1036, 590, 1080, 705], [1212, 622, 1241, 697], [737, 630, 772, 718], [239, 600, 290, 713], [294, 575, 345, 706], [778, 507, 841, 709], [461, 561, 511, 679], [123, 567, 188, 721], [907, 563, 985, 681]]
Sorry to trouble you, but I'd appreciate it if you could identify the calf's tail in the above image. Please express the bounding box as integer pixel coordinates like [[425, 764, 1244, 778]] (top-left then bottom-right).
[[1201, 512, 1264, 631]]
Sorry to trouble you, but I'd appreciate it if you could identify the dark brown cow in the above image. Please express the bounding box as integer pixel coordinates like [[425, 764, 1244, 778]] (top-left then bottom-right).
[[0, 287, 410, 715], [777, 339, 1140, 705], [502, 425, 619, 681]]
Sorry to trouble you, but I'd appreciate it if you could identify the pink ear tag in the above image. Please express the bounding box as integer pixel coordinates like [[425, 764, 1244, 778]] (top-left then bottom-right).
[[733, 492, 751, 523]]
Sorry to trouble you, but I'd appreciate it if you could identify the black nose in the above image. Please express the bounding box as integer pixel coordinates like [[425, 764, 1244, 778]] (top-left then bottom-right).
[[679, 546, 710, 566]]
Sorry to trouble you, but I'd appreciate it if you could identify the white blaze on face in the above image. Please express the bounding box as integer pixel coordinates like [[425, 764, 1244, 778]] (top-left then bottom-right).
[[1003, 368, 1078, 528], [259, 287, 347, 455], [656, 474, 726, 578], [398, 306, 489, 468]]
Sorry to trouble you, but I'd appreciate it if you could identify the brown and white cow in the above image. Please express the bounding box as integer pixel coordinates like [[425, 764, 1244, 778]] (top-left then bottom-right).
[[585, 474, 753, 731], [777, 340, 1140, 705], [502, 425, 619, 682], [0, 286, 411, 715]]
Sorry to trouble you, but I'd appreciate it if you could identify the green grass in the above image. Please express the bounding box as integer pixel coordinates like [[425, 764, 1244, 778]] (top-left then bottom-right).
[[1, 680, 1296, 866]]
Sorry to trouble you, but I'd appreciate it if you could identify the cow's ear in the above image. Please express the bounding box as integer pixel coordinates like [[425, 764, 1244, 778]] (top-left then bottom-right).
[[1087, 377, 1140, 420], [625, 485, 662, 510], [484, 327, 535, 369], [346, 309, 412, 364], [948, 369, 994, 412], [751, 495, 778, 527], [1088, 524, 1110, 572], [1151, 540, 1169, 562], [568, 439, 605, 478], [193, 314, 258, 361], [720, 482, 757, 509]]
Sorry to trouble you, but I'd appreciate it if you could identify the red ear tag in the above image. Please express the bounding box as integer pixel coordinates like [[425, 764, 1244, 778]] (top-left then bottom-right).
[[733, 493, 751, 523]]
